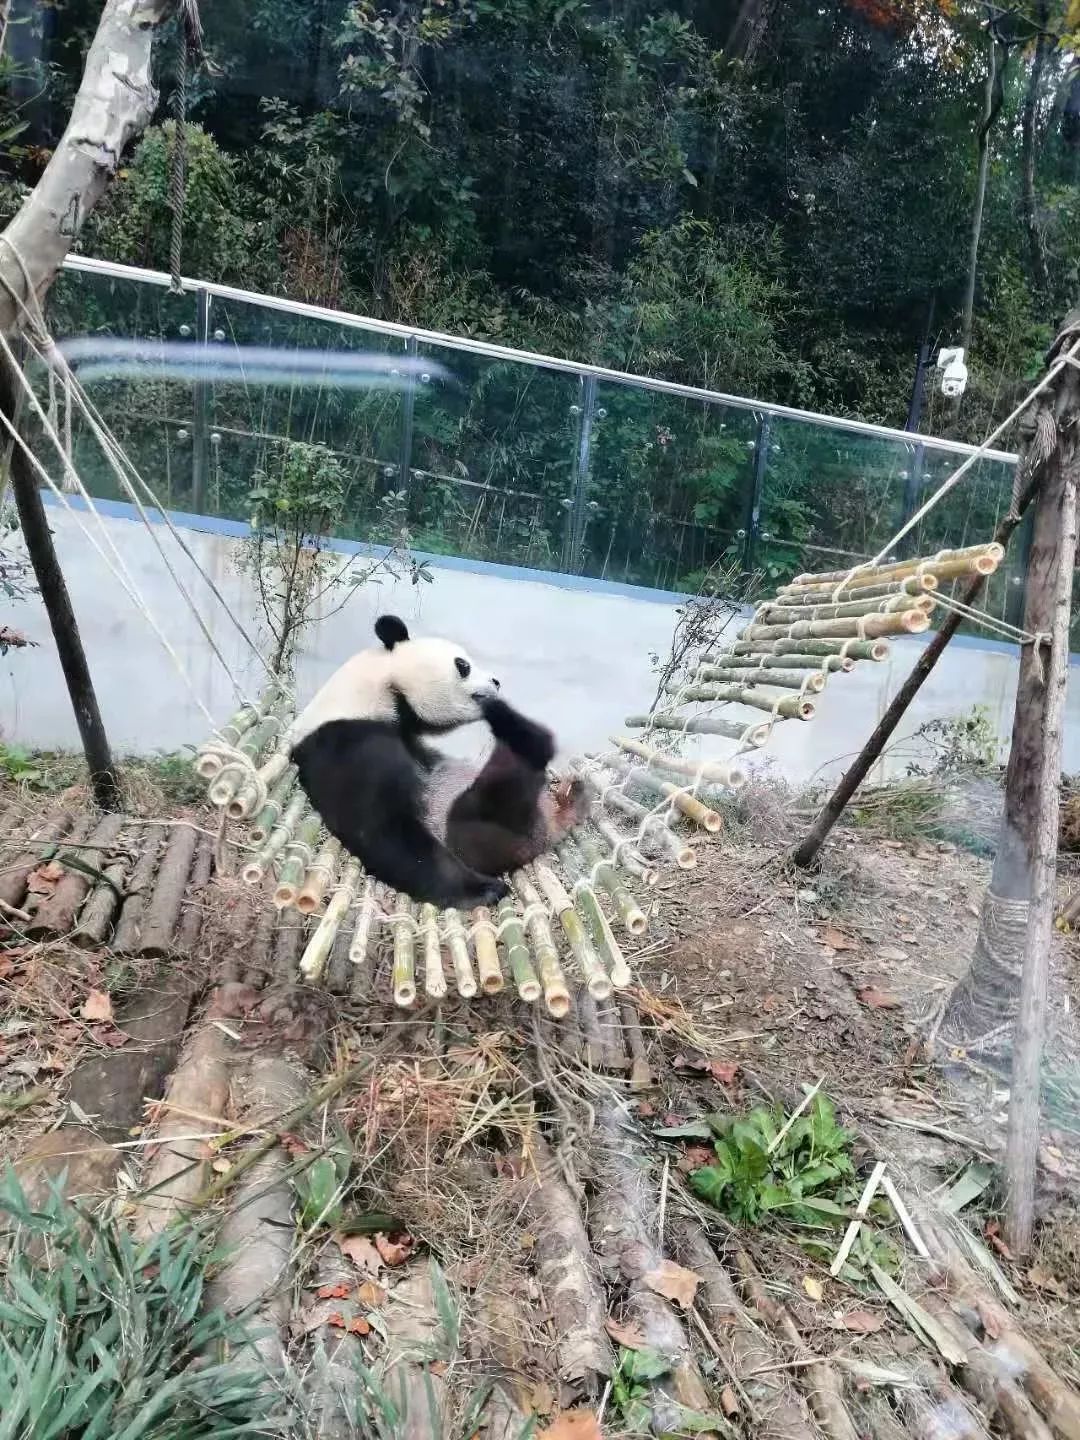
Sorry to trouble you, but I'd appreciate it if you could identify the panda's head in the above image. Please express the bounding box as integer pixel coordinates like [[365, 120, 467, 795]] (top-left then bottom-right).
[[376, 615, 499, 732]]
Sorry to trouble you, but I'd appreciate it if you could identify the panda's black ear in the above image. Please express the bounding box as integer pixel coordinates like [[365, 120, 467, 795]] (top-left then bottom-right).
[[375, 615, 409, 650]]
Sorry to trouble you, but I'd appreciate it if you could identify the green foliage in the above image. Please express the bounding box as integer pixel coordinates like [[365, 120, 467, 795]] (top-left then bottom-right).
[[686, 1094, 856, 1227], [0, 743, 47, 788], [906, 703, 1001, 777], [610, 1346, 727, 1436], [0, 1168, 284, 1438]]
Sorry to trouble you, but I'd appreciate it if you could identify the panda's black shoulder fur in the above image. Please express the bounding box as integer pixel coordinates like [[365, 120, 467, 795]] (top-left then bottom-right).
[[291, 716, 507, 910]]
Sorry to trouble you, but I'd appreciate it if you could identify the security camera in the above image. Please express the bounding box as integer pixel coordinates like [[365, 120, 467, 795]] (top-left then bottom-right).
[[936, 346, 968, 399]]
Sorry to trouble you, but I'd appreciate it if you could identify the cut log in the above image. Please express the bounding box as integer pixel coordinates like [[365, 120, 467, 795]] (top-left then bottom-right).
[[70, 824, 135, 948], [110, 823, 165, 952], [175, 833, 214, 955], [137, 824, 199, 957]]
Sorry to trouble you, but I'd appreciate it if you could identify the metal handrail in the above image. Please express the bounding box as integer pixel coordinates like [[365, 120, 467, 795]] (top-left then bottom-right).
[[60, 254, 1019, 465]]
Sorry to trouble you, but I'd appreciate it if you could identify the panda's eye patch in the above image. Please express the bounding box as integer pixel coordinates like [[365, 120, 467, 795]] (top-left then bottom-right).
[[455, 657, 471, 679]]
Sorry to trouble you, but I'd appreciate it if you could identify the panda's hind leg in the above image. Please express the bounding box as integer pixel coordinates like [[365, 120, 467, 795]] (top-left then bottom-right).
[[371, 813, 509, 910]]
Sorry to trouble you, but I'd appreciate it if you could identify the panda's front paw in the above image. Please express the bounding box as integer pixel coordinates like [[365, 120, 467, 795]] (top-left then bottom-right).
[[473, 876, 509, 908]]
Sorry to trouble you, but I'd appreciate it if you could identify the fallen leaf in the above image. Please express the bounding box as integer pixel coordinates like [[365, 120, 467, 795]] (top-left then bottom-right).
[[834, 1309, 885, 1334], [428, 1358, 447, 1376], [26, 861, 64, 895], [672, 1053, 708, 1073], [708, 1060, 739, 1085], [820, 926, 858, 952], [856, 987, 900, 1010], [334, 1232, 383, 1276], [636, 1099, 656, 1118], [356, 1280, 387, 1307], [984, 1220, 1014, 1261], [347, 1316, 371, 1335], [317, 1283, 350, 1300], [452, 1256, 485, 1290], [280, 1132, 310, 1158], [977, 1301, 1002, 1341], [529, 1381, 556, 1415], [605, 1316, 648, 1350], [89, 1025, 128, 1048], [1039, 1146, 1070, 1179], [80, 989, 113, 1023], [1028, 1265, 1069, 1299], [803, 1276, 824, 1302], [643, 1259, 700, 1309], [677, 1145, 717, 1175], [538, 1412, 602, 1440], [720, 1384, 739, 1418], [374, 1231, 414, 1267]]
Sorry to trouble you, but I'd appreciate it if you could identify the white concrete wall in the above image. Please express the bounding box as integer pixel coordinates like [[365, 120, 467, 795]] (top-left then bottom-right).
[[0, 502, 1068, 783]]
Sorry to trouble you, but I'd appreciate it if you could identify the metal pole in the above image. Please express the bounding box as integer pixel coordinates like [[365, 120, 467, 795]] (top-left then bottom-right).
[[563, 374, 596, 574], [191, 285, 209, 514], [743, 412, 770, 571], [398, 334, 418, 495]]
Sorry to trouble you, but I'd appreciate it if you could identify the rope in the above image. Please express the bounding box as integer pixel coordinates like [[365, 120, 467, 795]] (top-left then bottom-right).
[[168, 26, 188, 294]]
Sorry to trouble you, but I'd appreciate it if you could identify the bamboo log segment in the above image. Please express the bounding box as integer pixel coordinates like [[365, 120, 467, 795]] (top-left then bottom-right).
[[557, 841, 632, 989], [575, 831, 648, 936], [595, 818, 658, 885], [740, 609, 929, 643], [497, 896, 541, 1002], [71, 830, 135, 949], [228, 749, 291, 821], [588, 777, 696, 867], [28, 813, 123, 939], [390, 898, 417, 1008], [711, 650, 854, 673], [789, 542, 1003, 592], [514, 874, 571, 1017], [243, 793, 307, 886], [732, 636, 889, 662], [611, 735, 747, 788], [111, 824, 165, 953], [694, 663, 827, 692], [443, 908, 478, 999], [273, 813, 322, 910], [534, 863, 611, 1000], [136, 824, 200, 957], [420, 902, 448, 1000], [759, 592, 934, 624], [249, 770, 296, 845], [296, 837, 341, 915], [624, 711, 772, 746], [350, 878, 379, 967], [777, 573, 938, 603], [610, 758, 723, 831], [471, 906, 504, 995], [299, 858, 361, 983], [176, 835, 214, 956], [667, 682, 816, 719], [195, 693, 266, 779]]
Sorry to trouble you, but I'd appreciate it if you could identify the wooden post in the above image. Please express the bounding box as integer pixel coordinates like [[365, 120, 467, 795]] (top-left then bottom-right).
[[0, 350, 120, 809], [1004, 439, 1077, 1253], [790, 461, 1043, 870]]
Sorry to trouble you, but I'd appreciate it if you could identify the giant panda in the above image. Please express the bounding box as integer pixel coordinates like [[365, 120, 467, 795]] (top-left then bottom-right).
[[287, 614, 588, 910]]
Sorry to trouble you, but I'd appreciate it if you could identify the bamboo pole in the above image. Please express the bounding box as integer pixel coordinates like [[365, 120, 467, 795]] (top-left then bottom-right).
[[732, 636, 889, 662], [739, 609, 929, 643], [557, 841, 632, 989], [227, 749, 291, 821], [611, 735, 747, 788], [609, 758, 723, 831], [590, 778, 696, 866], [299, 858, 361, 984], [791, 541, 1003, 588], [576, 831, 648, 936], [693, 663, 827, 692], [624, 711, 772, 745], [420, 902, 447, 1000], [777, 573, 938, 603], [513, 874, 570, 1017], [443, 908, 478, 999], [471, 906, 504, 995], [496, 896, 541, 1002], [709, 651, 855, 673], [243, 793, 307, 886], [249, 769, 296, 845], [534, 863, 611, 1000], [273, 814, 322, 910], [296, 837, 341, 915], [350, 878, 379, 967], [595, 818, 658, 885], [759, 592, 933, 625], [667, 682, 816, 720], [208, 704, 288, 808], [195, 698, 261, 779], [390, 898, 417, 1008]]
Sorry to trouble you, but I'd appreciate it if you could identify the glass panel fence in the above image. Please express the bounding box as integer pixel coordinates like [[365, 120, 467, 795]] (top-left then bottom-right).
[[44, 268, 196, 509]]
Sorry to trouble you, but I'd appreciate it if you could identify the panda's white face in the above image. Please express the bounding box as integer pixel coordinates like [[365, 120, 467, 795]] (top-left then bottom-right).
[[388, 633, 499, 729]]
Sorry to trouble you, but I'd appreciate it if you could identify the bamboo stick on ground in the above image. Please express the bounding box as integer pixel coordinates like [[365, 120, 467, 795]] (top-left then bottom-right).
[[420, 902, 448, 1000], [693, 663, 827, 692], [273, 814, 322, 910], [558, 840, 632, 987], [296, 837, 341, 915], [70, 828, 135, 949], [576, 831, 648, 936], [471, 906, 504, 995], [136, 825, 199, 958], [442, 908, 477, 999], [576, 987, 606, 1067], [111, 824, 165, 953], [248, 769, 296, 845], [349, 877, 378, 966], [612, 735, 747, 788], [732, 635, 889, 662], [496, 896, 540, 1002], [243, 794, 307, 886], [625, 711, 772, 746], [609, 758, 724, 830], [514, 874, 570, 1017], [534, 863, 611, 1000], [619, 1000, 651, 1090], [300, 858, 361, 984], [581, 765, 696, 866], [390, 898, 417, 1008], [26, 813, 121, 938], [595, 818, 658, 884], [740, 609, 929, 644]]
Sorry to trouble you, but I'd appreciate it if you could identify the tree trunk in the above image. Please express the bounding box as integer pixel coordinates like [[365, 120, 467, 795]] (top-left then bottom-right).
[[961, 38, 1007, 360], [0, 0, 175, 334], [1020, 7, 1052, 298], [942, 337, 1080, 1046]]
